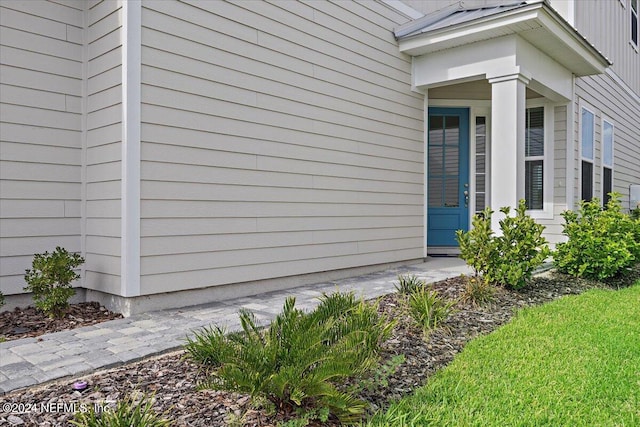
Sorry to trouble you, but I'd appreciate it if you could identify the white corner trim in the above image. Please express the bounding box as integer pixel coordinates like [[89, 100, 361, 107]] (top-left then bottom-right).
[[565, 76, 576, 210], [80, 2, 89, 284], [381, 0, 424, 19], [121, 0, 141, 297], [423, 92, 428, 259]]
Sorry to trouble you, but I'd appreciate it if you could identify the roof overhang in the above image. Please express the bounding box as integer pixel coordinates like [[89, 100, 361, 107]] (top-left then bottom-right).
[[395, 0, 611, 77]]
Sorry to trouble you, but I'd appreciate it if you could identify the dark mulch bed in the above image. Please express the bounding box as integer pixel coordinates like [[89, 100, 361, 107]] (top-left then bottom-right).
[[0, 302, 123, 342], [1, 268, 637, 426]]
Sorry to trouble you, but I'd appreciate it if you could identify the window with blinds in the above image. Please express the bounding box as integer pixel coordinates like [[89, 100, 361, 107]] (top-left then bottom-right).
[[602, 119, 614, 206], [475, 116, 487, 213], [525, 107, 544, 210], [581, 107, 595, 202]]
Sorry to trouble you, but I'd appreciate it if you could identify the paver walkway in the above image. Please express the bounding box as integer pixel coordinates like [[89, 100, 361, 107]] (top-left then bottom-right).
[[0, 257, 469, 395]]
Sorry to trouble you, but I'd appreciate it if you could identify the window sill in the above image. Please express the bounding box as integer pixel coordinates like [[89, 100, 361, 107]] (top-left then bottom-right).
[[526, 207, 555, 220]]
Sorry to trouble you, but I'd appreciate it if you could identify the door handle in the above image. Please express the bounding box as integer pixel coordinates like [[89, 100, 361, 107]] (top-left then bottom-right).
[[463, 189, 469, 207]]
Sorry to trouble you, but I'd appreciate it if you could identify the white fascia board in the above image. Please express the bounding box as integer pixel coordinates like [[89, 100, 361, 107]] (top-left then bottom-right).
[[121, 0, 141, 297], [535, 11, 610, 75]]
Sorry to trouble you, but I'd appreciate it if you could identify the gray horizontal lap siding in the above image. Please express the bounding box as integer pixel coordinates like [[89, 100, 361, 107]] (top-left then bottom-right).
[[0, 0, 83, 295], [138, 0, 425, 295], [84, 0, 124, 295], [574, 74, 640, 211]]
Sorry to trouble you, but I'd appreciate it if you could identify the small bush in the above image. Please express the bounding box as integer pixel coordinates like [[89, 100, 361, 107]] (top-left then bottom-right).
[[456, 200, 550, 289], [491, 201, 551, 289], [70, 392, 170, 427], [456, 207, 495, 280], [555, 194, 640, 280], [407, 287, 455, 336], [460, 276, 495, 307], [394, 274, 426, 295], [185, 292, 393, 424], [24, 246, 84, 318]]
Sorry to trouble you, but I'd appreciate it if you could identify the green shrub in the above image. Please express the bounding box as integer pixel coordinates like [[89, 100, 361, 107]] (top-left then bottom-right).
[[555, 194, 640, 280], [185, 292, 393, 424], [456, 200, 550, 289], [460, 275, 495, 307], [24, 247, 84, 318], [406, 287, 455, 336], [394, 274, 426, 295], [71, 392, 169, 427], [491, 201, 551, 289], [456, 207, 495, 280]]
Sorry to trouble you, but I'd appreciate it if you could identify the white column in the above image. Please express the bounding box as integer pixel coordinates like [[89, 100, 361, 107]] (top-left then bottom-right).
[[488, 73, 529, 233]]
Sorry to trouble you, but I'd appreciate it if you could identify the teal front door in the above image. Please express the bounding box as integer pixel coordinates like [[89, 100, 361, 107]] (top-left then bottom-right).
[[427, 108, 470, 248]]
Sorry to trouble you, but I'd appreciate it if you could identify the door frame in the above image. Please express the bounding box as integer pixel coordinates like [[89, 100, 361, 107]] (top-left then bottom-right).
[[426, 106, 470, 252], [425, 102, 491, 256]]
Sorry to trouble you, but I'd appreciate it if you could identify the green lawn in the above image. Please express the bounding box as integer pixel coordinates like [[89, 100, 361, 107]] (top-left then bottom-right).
[[368, 282, 640, 426]]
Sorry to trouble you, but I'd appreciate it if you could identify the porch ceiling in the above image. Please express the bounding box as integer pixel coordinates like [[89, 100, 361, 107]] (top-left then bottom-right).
[[395, 0, 611, 77]]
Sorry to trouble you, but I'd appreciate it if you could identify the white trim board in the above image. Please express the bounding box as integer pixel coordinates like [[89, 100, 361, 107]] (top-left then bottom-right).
[[121, 0, 141, 297]]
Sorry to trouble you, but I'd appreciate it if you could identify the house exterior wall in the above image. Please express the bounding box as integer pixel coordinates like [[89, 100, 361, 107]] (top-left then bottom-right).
[[0, 0, 84, 296], [136, 0, 425, 295], [575, 0, 639, 95], [573, 75, 640, 210], [84, 0, 124, 295]]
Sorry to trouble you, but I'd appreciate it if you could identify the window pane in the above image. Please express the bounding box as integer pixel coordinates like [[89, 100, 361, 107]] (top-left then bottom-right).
[[582, 160, 593, 201], [476, 193, 485, 212], [603, 120, 613, 167], [476, 135, 485, 152], [445, 115, 459, 130], [444, 146, 459, 176], [581, 109, 594, 160], [526, 107, 544, 157], [603, 167, 613, 206], [444, 178, 459, 207], [633, 12, 638, 45], [429, 146, 443, 175], [476, 155, 485, 174], [444, 121, 459, 146], [475, 117, 486, 135], [525, 160, 543, 210], [429, 115, 444, 131], [428, 178, 443, 207]]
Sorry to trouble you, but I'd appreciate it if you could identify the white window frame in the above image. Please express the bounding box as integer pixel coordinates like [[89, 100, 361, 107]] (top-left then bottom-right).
[[601, 117, 615, 205], [471, 107, 491, 216], [525, 99, 554, 219], [579, 102, 596, 202]]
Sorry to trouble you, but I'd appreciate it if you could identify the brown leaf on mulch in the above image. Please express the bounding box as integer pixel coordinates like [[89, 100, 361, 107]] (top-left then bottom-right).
[[0, 302, 122, 342]]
